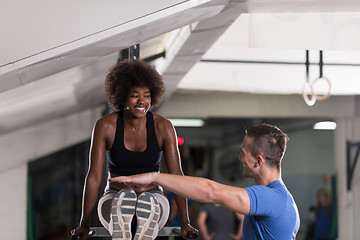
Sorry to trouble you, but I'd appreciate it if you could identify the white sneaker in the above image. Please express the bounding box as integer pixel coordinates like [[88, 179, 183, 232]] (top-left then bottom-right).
[[111, 188, 137, 240], [134, 192, 160, 240]]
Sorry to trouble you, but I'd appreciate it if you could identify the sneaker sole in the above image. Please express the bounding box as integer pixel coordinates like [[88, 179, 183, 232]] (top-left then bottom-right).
[[134, 192, 160, 240], [111, 188, 137, 240]]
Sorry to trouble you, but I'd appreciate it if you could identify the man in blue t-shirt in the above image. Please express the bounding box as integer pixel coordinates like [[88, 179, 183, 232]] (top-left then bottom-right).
[[110, 123, 300, 240], [244, 181, 299, 239]]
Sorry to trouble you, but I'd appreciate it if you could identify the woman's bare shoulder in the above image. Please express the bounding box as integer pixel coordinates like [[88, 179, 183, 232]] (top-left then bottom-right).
[[96, 112, 118, 130], [152, 112, 173, 129]]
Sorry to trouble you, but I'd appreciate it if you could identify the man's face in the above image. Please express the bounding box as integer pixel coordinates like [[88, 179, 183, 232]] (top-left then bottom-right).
[[238, 136, 257, 178]]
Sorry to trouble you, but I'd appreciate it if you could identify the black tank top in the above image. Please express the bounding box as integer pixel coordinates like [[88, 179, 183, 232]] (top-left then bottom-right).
[[107, 111, 162, 176]]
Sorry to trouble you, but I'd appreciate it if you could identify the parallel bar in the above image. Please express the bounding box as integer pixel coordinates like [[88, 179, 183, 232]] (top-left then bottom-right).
[[88, 226, 182, 237]]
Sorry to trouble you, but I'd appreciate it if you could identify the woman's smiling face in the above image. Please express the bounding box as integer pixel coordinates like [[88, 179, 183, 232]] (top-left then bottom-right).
[[124, 86, 151, 117]]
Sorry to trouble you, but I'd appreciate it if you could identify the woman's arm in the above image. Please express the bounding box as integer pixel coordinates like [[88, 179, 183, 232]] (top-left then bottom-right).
[[154, 115, 197, 238], [72, 119, 107, 239], [160, 119, 188, 224]]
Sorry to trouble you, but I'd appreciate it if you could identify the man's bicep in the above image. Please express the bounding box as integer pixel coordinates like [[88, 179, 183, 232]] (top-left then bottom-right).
[[215, 185, 251, 215]]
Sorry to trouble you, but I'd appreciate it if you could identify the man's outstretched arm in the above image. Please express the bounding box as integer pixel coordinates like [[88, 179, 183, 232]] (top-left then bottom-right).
[[109, 172, 250, 215]]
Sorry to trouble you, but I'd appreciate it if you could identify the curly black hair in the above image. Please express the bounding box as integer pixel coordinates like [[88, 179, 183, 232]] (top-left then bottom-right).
[[104, 60, 166, 111]]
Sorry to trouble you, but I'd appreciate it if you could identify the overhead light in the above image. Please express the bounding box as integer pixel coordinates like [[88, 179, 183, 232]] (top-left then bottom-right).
[[313, 121, 337, 130], [169, 118, 204, 127]]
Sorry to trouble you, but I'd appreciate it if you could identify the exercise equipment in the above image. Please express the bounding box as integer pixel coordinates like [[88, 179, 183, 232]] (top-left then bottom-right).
[[71, 226, 198, 239]]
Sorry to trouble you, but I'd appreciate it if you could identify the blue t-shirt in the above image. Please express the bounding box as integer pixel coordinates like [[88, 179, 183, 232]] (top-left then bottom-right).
[[243, 180, 300, 240]]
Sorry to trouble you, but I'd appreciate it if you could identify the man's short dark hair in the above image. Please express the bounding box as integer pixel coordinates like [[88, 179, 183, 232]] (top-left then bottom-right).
[[245, 123, 289, 168]]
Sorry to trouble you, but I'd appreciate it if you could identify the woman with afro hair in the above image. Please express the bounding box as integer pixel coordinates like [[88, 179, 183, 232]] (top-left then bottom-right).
[[72, 60, 198, 240]]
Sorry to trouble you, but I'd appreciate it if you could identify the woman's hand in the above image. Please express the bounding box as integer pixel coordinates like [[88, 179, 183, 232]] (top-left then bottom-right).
[[181, 223, 199, 240], [70, 226, 89, 240]]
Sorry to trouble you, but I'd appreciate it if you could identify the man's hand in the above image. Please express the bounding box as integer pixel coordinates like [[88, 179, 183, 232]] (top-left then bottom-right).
[[108, 172, 156, 190]]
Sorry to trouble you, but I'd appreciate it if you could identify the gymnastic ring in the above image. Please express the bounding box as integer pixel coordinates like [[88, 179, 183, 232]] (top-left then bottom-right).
[[302, 82, 316, 106], [312, 76, 332, 101]]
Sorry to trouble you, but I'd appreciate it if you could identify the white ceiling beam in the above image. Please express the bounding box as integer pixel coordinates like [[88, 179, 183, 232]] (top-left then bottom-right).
[[0, 0, 225, 93], [157, 92, 357, 119]]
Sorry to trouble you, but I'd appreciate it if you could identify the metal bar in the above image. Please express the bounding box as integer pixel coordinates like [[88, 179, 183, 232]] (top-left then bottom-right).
[[346, 141, 360, 191], [129, 44, 140, 61], [117, 44, 139, 63], [319, 50, 323, 77], [347, 141, 350, 191], [88, 226, 182, 238], [143, 50, 166, 62], [201, 59, 360, 67], [118, 48, 129, 63], [306, 50, 309, 82]]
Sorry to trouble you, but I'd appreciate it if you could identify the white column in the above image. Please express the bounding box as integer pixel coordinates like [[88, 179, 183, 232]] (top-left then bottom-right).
[[0, 164, 27, 240], [335, 117, 360, 240]]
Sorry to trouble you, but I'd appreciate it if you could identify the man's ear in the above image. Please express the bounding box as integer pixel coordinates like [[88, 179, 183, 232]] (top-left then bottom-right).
[[256, 155, 265, 167]]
